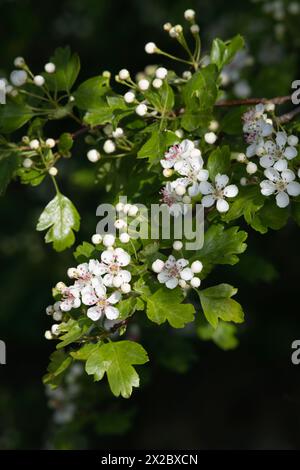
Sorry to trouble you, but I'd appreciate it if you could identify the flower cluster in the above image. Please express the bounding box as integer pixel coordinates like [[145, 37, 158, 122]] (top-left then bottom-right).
[[242, 103, 300, 207], [152, 255, 203, 290], [160, 139, 239, 214], [46, 247, 131, 327]]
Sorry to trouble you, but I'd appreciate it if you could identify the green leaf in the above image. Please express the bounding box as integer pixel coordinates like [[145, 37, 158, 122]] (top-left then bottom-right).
[[36, 193, 80, 251], [221, 185, 265, 227], [56, 318, 91, 349], [207, 146, 231, 180], [58, 132, 73, 156], [183, 64, 218, 113], [198, 283, 244, 329], [74, 76, 110, 110], [221, 106, 247, 135], [84, 107, 114, 126], [137, 128, 178, 164], [117, 298, 137, 320], [0, 151, 19, 195], [0, 101, 33, 133], [210, 35, 245, 71], [197, 321, 239, 350], [46, 47, 80, 92], [43, 350, 72, 388], [73, 241, 96, 262], [145, 287, 195, 328], [251, 198, 290, 233], [85, 340, 149, 398], [70, 343, 100, 361], [181, 110, 211, 132], [192, 224, 247, 277], [144, 81, 174, 113]]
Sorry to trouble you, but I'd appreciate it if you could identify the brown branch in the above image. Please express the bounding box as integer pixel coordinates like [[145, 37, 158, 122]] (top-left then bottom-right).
[[215, 95, 291, 107], [278, 106, 300, 124]]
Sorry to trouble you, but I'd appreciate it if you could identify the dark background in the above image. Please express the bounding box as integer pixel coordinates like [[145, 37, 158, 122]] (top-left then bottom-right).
[[0, 0, 300, 449]]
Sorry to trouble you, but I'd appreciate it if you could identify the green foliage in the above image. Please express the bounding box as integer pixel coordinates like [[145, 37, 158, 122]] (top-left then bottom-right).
[[207, 146, 231, 180], [145, 287, 195, 328], [198, 283, 244, 329], [45, 46, 80, 92], [210, 35, 245, 70], [197, 321, 239, 350], [0, 150, 19, 195], [85, 341, 149, 398], [36, 193, 80, 251], [0, 101, 33, 133], [43, 350, 73, 388]]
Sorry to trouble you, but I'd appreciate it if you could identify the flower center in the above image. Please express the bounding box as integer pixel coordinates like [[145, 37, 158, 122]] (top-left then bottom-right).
[[276, 180, 287, 192]]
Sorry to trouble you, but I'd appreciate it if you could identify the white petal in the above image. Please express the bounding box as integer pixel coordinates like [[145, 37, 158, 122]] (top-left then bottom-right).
[[115, 248, 131, 266], [216, 198, 229, 213], [275, 131, 287, 148], [215, 173, 229, 189], [281, 169, 295, 183], [264, 168, 280, 182], [201, 195, 215, 207], [165, 277, 179, 289], [197, 169, 209, 182], [107, 291, 122, 305], [158, 271, 171, 283], [180, 267, 193, 281], [101, 250, 114, 265], [262, 123, 273, 137], [199, 181, 213, 195], [81, 286, 98, 306], [103, 273, 114, 287], [259, 155, 274, 168], [160, 159, 173, 169], [165, 255, 176, 268], [223, 184, 238, 198], [104, 306, 120, 320], [284, 146, 297, 160], [273, 159, 288, 171], [92, 278, 107, 297], [88, 259, 103, 276], [276, 191, 289, 208], [246, 143, 257, 158], [260, 180, 276, 196], [287, 181, 300, 196], [87, 306, 102, 321], [176, 258, 189, 269], [188, 182, 200, 197], [76, 263, 89, 276]]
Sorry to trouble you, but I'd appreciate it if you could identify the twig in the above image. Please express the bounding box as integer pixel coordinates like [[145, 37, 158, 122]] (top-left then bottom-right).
[[215, 96, 291, 107], [278, 106, 300, 124]]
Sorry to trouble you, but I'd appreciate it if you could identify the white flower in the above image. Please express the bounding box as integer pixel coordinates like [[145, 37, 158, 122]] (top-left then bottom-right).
[[256, 132, 298, 170], [87, 149, 100, 162], [191, 260, 203, 273], [103, 139, 116, 154], [103, 234, 115, 247], [156, 255, 193, 289], [135, 103, 147, 116], [190, 277, 201, 288], [82, 280, 121, 321], [118, 69, 130, 80], [152, 78, 163, 89], [160, 139, 194, 169], [160, 181, 188, 216], [138, 79, 150, 91], [48, 167, 58, 176], [199, 174, 239, 213], [60, 285, 81, 312], [246, 162, 257, 174], [152, 259, 165, 273], [96, 247, 131, 288], [173, 240, 183, 251], [124, 91, 135, 103], [10, 70, 27, 86], [204, 132, 217, 144], [243, 104, 273, 156], [91, 233, 102, 244], [174, 151, 209, 197], [190, 24, 200, 34], [121, 283, 131, 294], [120, 232, 130, 243], [23, 158, 33, 168], [184, 9, 196, 20], [29, 139, 40, 150], [260, 168, 300, 208], [14, 56, 25, 67], [33, 75, 45, 86], [44, 62, 56, 73], [112, 127, 124, 138], [145, 42, 157, 54], [155, 67, 168, 79], [46, 138, 56, 148]]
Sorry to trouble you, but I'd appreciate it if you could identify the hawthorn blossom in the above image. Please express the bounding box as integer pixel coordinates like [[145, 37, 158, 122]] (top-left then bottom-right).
[[153, 255, 193, 289], [69, 260, 103, 288], [96, 248, 131, 288], [160, 181, 188, 216], [160, 139, 194, 169], [256, 131, 298, 170], [199, 174, 239, 213], [174, 151, 209, 196], [81, 279, 121, 321], [260, 168, 300, 208], [60, 285, 81, 312], [243, 104, 273, 157]]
